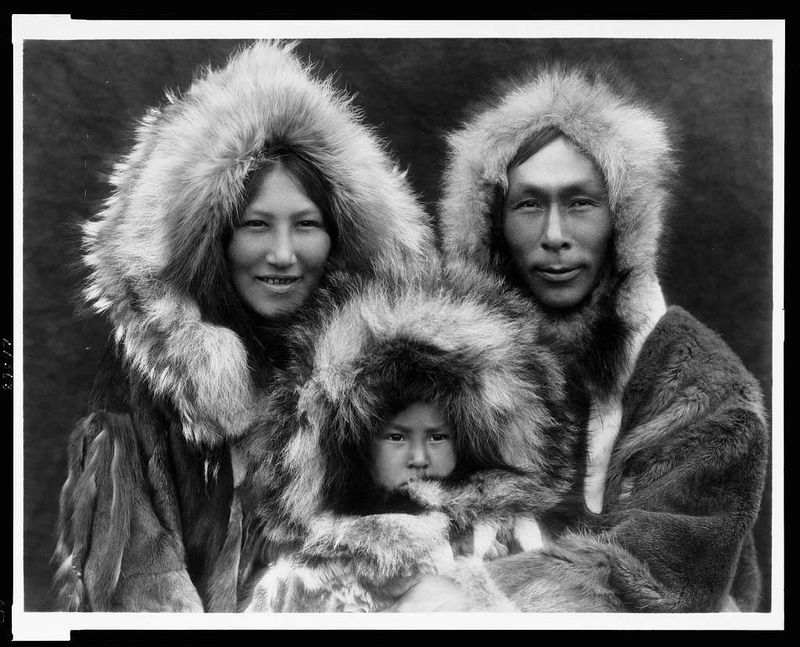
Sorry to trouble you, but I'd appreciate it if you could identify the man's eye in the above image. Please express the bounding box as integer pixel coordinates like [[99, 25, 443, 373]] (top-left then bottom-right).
[[571, 199, 594, 208], [514, 199, 543, 210]]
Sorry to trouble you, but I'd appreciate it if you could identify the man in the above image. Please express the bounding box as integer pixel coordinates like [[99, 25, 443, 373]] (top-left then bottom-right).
[[391, 62, 768, 612]]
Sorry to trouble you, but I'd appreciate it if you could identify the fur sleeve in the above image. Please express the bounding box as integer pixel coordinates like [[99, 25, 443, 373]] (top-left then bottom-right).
[[53, 412, 203, 611]]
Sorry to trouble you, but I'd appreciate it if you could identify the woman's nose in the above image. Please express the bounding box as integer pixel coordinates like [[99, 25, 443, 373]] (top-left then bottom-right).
[[265, 229, 297, 267], [541, 207, 570, 251]]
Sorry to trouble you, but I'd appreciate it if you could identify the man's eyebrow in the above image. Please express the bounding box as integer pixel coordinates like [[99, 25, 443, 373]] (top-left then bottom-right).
[[508, 181, 606, 196]]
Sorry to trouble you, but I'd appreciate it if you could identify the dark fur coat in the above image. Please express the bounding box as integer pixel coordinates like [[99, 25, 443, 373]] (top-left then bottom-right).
[[437, 63, 768, 611]]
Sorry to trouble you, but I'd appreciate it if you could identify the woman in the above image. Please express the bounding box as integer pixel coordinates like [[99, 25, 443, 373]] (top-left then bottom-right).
[[401, 62, 768, 612], [53, 40, 434, 612]]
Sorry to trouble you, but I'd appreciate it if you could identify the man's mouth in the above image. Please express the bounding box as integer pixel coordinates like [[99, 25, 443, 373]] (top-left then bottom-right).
[[533, 266, 582, 282]]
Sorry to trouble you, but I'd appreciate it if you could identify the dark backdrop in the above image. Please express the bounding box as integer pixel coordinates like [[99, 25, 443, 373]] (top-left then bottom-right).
[[21, 38, 775, 611]]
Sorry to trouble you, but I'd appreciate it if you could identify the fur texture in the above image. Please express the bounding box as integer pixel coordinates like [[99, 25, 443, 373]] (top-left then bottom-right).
[[436, 62, 768, 611], [483, 309, 768, 612], [237, 260, 583, 612], [55, 40, 436, 612], [438, 63, 674, 361], [81, 40, 435, 447]]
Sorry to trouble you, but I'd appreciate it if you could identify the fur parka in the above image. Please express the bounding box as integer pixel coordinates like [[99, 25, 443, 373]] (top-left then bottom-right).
[[235, 260, 584, 612], [53, 40, 435, 612], [437, 63, 768, 611]]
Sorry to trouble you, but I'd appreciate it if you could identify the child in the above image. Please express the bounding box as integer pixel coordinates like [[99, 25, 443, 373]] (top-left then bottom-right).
[[235, 261, 584, 612]]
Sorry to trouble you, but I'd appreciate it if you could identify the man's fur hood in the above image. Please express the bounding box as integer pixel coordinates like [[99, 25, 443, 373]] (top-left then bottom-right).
[[438, 62, 677, 396], [81, 40, 435, 446], [237, 260, 583, 586]]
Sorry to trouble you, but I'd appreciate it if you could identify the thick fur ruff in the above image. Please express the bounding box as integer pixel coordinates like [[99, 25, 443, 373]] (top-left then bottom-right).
[[236, 261, 583, 610], [438, 62, 675, 396], [241, 260, 580, 532], [81, 40, 435, 446]]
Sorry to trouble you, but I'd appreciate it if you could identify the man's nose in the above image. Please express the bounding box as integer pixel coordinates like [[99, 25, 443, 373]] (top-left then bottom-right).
[[541, 207, 570, 251], [407, 441, 430, 469], [265, 229, 297, 267]]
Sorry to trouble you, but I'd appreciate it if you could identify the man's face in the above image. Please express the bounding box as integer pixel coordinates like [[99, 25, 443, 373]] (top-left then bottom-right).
[[370, 402, 456, 490], [502, 136, 613, 309]]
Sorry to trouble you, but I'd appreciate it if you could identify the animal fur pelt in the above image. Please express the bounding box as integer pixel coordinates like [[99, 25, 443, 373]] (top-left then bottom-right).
[[236, 259, 584, 611], [53, 410, 204, 612], [80, 40, 435, 447]]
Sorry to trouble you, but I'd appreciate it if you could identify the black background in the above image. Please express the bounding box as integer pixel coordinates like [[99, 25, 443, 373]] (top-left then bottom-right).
[[21, 37, 775, 611]]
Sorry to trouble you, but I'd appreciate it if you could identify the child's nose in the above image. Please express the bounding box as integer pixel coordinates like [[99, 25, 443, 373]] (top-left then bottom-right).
[[407, 441, 429, 469]]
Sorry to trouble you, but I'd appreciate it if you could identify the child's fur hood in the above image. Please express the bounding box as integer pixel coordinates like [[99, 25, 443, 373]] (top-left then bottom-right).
[[238, 260, 583, 564], [81, 40, 434, 446], [438, 62, 678, 396]]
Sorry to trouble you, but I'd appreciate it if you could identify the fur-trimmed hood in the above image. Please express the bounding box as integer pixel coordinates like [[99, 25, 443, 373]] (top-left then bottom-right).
[[81, 40, 435, 446], [438, 62, 677, 397], [238, 260, 582, 554]]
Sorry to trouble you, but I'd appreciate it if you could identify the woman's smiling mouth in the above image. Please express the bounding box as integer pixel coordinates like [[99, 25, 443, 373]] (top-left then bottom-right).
[[256, 275, 301, 293]]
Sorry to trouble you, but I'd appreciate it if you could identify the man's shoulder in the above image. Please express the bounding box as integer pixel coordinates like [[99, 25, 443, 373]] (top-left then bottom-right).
[[652, 305, 738, 355], [638, 305, 759, 386]]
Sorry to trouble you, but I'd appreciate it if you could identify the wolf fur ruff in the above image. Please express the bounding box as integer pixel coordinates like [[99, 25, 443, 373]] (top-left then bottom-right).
[[238, 260, 582, 560], [81, 40, 434, 446], [438, 63, 677, 373]]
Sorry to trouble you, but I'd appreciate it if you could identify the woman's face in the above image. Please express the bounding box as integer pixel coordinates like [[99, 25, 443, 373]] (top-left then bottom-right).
[[226, 165, 332, 320], [371, 402, 456, 490], [502, 136, 613, 309]]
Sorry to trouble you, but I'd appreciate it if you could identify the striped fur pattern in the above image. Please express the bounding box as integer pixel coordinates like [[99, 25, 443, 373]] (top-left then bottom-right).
[[80, 40, 435, 446], [237, 261, 582, 610]]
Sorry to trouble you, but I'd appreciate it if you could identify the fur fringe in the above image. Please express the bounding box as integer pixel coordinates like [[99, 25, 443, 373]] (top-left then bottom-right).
[[53, 413, 136, 611], [81, 40, 435, 446]]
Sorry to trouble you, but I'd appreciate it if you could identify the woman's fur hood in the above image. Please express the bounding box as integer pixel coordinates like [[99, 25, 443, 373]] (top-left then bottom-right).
[[81, 40, 435, 446], [438, 62, 677, 397], [238, 260, 583, 561]]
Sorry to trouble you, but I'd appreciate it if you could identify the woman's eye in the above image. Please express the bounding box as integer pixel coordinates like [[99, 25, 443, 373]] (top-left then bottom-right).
[[298, 219, 324, 229], [242, 219, 267, 228], [387, 433, 405, 442], [430, 433, 450, 443]]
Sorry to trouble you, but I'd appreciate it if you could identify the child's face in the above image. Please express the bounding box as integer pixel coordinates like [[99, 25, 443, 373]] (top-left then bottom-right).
[[370, 401, 456, 489]]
